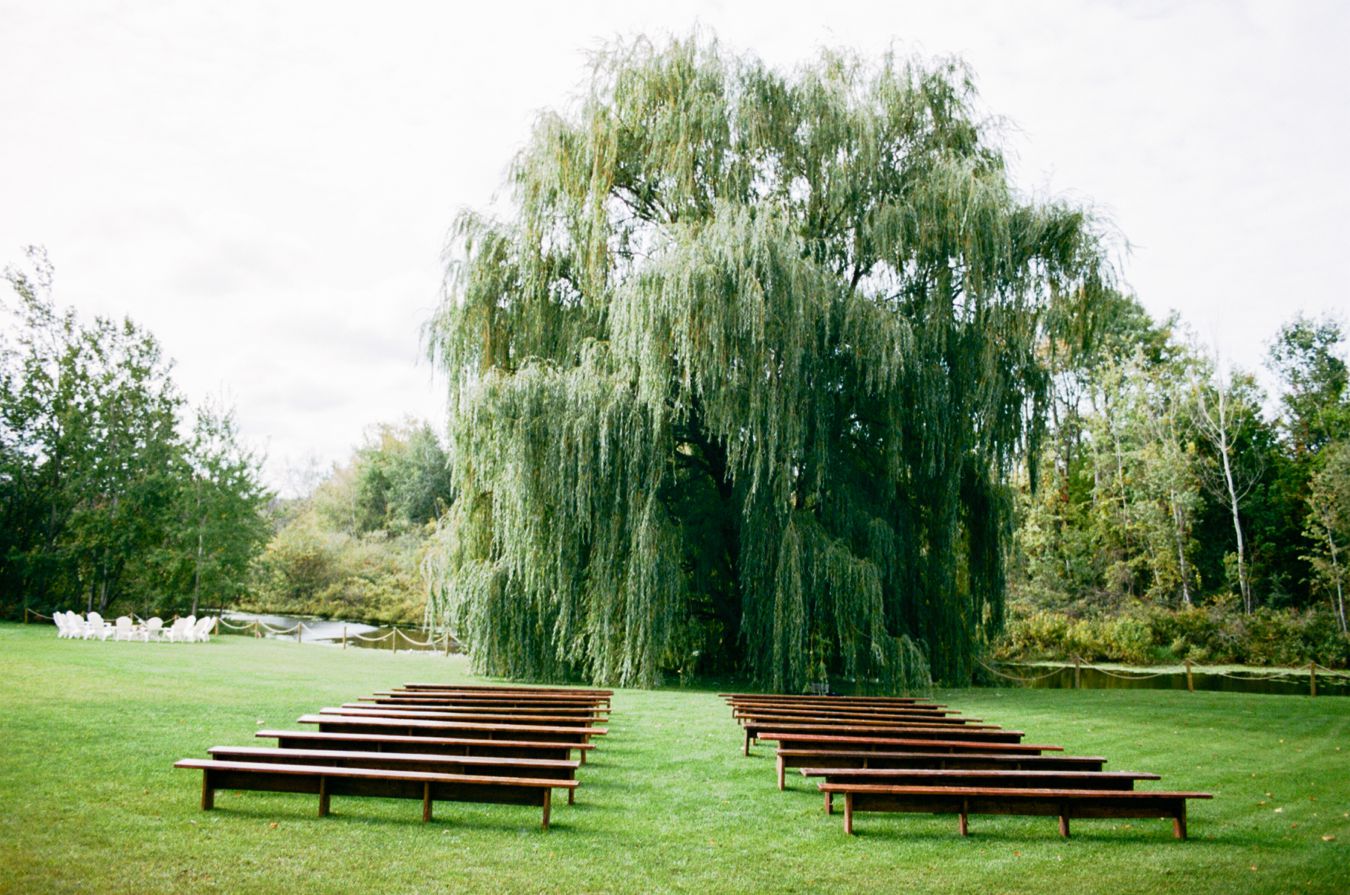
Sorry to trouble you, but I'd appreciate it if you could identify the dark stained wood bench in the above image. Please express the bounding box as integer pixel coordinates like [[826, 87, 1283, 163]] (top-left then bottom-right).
[[330, 705, 608, 728], [762, 734, 1063, 788], [803, 768, 1160, 814], [732, 707, 965, 726], [819, 782, 1212, 838], [741, 722, 1022, 755], [360, 696, 608, 717], [720, 693, 934, 704], [402, 684, 612, 708], [297, 714, 600, 761], [174, 758, 574, 829], [208, 746, 582, 804], [256, 729, 594, 762], [774, 748, 1107, 790]]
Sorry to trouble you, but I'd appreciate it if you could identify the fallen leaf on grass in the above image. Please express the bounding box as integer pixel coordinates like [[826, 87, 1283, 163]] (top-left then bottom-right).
[[1323, 835, 1337, 842]]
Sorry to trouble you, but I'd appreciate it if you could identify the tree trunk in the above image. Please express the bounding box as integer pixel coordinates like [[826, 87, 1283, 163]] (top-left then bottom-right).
[[1169, 487, 1192, 606]]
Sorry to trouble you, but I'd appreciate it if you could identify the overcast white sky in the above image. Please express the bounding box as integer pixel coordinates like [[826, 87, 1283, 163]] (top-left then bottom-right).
[[3, 1, 1347, 492]]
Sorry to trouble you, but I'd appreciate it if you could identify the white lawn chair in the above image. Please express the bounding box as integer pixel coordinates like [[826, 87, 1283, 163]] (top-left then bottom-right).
[[166, 616, 194, 643], [190, 616, 215, 643], [141, 617, 164, 642], [85, 612, 113, 641], [113, 616, 136, 641], [54, 611, 73, 638]]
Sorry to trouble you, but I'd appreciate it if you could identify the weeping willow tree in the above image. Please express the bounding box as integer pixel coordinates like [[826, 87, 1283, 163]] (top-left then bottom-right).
[[424, 36, 1109, 688]]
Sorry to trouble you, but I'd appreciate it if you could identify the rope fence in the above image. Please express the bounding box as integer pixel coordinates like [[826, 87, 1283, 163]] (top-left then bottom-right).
[[980, 654, 1346, 696]]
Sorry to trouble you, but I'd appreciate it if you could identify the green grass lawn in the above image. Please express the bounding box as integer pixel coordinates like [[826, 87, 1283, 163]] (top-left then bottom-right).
[[1, 623, 1345, 895]]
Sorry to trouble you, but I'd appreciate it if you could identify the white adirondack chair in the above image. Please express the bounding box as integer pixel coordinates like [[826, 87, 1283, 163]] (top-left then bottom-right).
[[166, 616, 194, 643], [85, 612, 113, 641], [141, 617, 164, 642], [190, 616, 215, 643], [113, 616, 136, 641], [54, 611, 73, 638]]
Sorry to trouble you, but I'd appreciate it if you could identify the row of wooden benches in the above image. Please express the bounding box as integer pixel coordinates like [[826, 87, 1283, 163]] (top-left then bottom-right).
[[721, 692, 1212, 839], [175, 683, 613, 830]]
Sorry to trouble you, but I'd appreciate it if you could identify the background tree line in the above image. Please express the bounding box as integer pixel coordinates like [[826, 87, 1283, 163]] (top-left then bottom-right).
[[0, 249, 272, 619], [242, 420, 453, 626], [1006, 292, 1350, 666]]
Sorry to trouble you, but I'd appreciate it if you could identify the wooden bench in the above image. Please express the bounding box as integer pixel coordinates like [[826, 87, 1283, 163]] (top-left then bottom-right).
[[298, 714, 599, 761], [803, 768, 1160, 814], [402, 684, 611, 707], [819, 782, 1212, 838], [360, 697, 608, 717], [741, 722, 1022, 755], [382, 691, 611, 708], [720, 693, 934, 704], [329, 705, 607, 728], [774, 748, 1107, 790], [208, 746, 582, 804], [732, 706, 965, 723], [762, 734, 1063, 788], [256, 729, 593, 763], [174, 758, 574, 829]]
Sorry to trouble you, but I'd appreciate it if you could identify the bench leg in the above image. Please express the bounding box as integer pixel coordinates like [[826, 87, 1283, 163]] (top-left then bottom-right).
[[541, 789, 552, 832], [1174, 804, 1187, 840], [579, 748, 586, 765], [318, 776, 330, 817], [843, 793, 854, 836], [1058, 809, 1070, 838], [744, 729, 751, 757], [422, 783, 433, 822], [825, 791, 833, 815], [776, 753, 785, 791], [567, 785, 575, 806], [959, 800, 969, 837], [201, 771, 214, 811]]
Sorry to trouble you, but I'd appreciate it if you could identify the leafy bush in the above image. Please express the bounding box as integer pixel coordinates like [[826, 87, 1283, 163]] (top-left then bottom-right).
[[995, 601, 1348, 668]]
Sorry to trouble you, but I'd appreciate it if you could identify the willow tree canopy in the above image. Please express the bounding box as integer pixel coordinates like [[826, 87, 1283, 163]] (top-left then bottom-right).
[[425, 37, 1108, 689]]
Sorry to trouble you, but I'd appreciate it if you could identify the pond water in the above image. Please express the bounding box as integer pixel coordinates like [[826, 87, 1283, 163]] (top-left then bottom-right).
[[995, 663, 1349, 697], [220, 611, 457, 653]]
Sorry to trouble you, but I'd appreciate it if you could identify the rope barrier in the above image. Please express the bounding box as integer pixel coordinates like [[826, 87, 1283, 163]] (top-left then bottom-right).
[[976, 659, 1066, 683]]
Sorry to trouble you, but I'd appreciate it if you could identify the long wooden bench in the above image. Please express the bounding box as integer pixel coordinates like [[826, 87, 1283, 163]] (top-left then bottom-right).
[[732, 706, 965, 723], [774, 748, 1107, 790], [402, 684, 612, 708], [257, 729, 593, 762], [208, 746, 582, 804], [741, 722, 1022, 755], [803, 768, 1160, 814], [174, 758, 573, 829], [385, 692, 610, 706], [399, 685, 612, 701], [720, 693, 933, 704], [762, 734, 1063, 788], [329, 705, 607, 728], [361, 697, 608, 717], [298, 714, 600, 762], [819, 782, 1212, 838]]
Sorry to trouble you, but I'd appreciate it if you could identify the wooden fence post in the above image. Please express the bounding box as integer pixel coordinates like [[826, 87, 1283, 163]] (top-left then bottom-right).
[[342, 625, 347, 650], [1073, 658, 1081, 690], [296, 623, 302, 644], [444, 631, 452, 657], [392, 629, 398, 656], [1310, 662, 1317, 697], [1184, 659, 1194, 692]]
